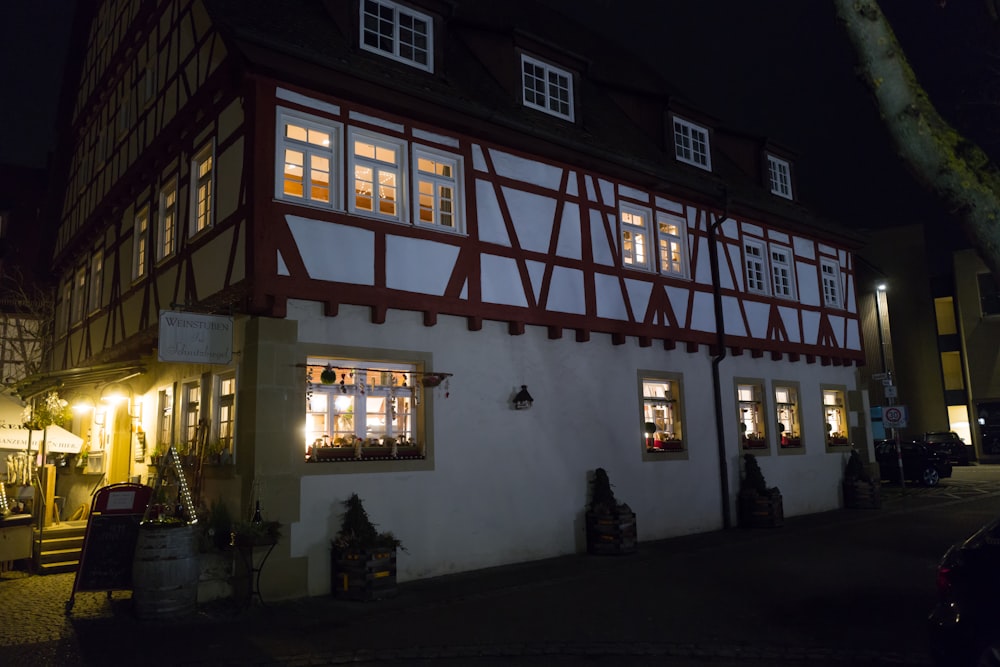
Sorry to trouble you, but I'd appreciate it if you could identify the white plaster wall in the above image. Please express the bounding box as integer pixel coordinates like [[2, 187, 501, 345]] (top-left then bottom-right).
[[289, 302, 856, 596]]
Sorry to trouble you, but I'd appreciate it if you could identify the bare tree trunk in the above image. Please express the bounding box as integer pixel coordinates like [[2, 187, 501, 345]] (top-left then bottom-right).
[[834, 0, 1000, 281]]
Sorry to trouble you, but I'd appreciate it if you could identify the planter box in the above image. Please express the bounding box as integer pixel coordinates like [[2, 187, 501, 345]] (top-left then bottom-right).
[[331, 547, 397, 600], [585, 509, 637, 555], [738, 490, 784, 528], [843, 478, 881, 509]]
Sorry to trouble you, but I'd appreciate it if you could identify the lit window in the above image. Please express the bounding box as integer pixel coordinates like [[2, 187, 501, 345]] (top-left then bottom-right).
[[191, 142, 214, 235], [157, 178, 177, 261], [349, 129, 405, 221], [774, 384, 802, 450], [767, 155, 792, 199], [673, 117, 711, 170], [620, 204, 651, 271], [276, 110, 342, 209], [133, 206, 149, 280], [770, 245, 795, 299], [521, 54, 574, 121], [414, 147, 463, 232], [360, 0, 433, 71], [641, 375, 684, 455], [821, 258, 841, 308], [216, 374, 236, 461], [657, 215, 687, 277], [823, 387, 849, 447], [744, 240, 767, 294], [737, 381, 767, 451], [305, 359, 424, 463], [89, 248, 103, 313], [157, 387, 173, 454], [181, 381, 200, 457]]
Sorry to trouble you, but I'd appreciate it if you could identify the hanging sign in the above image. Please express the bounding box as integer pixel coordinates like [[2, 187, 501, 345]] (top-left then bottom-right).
[[158, 310, 233, 364]]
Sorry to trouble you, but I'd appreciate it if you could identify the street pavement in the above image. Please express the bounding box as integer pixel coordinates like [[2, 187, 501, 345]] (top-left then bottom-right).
[[4, 466, 1000, 666]]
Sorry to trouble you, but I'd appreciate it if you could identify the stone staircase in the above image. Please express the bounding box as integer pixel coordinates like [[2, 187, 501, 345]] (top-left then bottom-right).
[[33, 521, 86, 574]]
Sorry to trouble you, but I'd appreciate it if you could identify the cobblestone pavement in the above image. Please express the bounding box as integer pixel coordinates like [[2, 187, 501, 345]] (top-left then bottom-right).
[[2, 465, 1000, 666]]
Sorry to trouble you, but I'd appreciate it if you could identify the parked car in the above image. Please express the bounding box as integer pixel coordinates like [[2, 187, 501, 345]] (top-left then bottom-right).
[[925, 431, 974, 466], [929, 515, 1000, 666], [874, 438, 953, 486]]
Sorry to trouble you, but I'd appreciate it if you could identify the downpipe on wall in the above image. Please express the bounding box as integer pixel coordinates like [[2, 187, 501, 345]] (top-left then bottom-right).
[[708, 202, 732, 529]]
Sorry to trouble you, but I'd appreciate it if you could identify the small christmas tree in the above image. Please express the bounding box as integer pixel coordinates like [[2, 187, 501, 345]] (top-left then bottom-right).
[[742, 453, 778, 496], [333, 493, 401, 550], [844, 448, 870, 482]]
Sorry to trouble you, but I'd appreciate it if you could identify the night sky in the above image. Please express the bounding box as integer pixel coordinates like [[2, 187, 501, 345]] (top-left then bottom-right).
[[1, 0, 996, 236]]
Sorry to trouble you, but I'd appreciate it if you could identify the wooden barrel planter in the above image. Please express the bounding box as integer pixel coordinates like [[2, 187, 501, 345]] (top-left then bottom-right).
[[586, 508, 638, 555], [738, 490, 784, 528], [331, 546, 398, 600], [132, 524, 199, 619], [843, 478, 881, 509]]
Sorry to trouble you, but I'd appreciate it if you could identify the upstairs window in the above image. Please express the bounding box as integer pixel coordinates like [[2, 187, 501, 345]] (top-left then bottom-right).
[[157, 178, 177, 261], [413, 146, 463, 232], [521, 54, 574, 121], [89, 248, 103, 313], [277, 110, 341, 210], [770, 245, 795, 299], [191, 142, 214, 236], [132, 206, 149, 281], [181, 381, 201, 456], [620, 204, 651, 271], [744, 240, 767, 294], [71, 265, 87, 324], [820, 258, 842, 308], [156, 387, 173, 454], [350, 129, 405, 221], [657, 215, 687, 277], [360, 0, 433, 72], [673, 117, 711, 170], [767, 155, 793, 199]]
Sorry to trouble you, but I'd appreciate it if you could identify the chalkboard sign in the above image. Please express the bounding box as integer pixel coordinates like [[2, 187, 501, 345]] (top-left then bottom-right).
[[66, 482, 152, 614]]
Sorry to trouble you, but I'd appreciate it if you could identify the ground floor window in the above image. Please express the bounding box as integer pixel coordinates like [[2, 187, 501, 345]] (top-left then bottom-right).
[[737, 380, 767, 451], [306, 358, 424, 462], [640, 373, 684, 455], [774, 383, 802, 450], [823, 386, 849, 448]]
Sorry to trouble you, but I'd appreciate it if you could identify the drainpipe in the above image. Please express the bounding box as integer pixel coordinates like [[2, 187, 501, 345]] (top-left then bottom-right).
[[708, 198, 731, 529]]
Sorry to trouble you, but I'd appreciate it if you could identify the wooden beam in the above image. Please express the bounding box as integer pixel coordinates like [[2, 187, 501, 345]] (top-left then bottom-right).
[[611, 332, 626, 345], [371, 305, 387, 324], [547, 326, 562, 340], [575, 329, 590, 342], [467, 316, 482, 331], [509, 321, 525, 336], [423, 311, 437, 327]]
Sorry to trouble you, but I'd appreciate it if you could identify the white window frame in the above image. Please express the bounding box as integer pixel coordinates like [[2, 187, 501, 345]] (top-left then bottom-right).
[[275, 109, 343, 210], [767, 154, 793, 199], [744, 239, 768, 294], [88, 247, 103, 313], [770, 244, 795, 299], [673, 117, 711, 170], [359, 0, 434, 72], [190, 141, 215, 236], [520, 53, 574, 122], [619, 203, 652, 271], [640, 372, 686, 459], [820, 258, 842, 308], [348, 128, 406, 222], [656, 213, 687, 277], [214, 372, 236, 460], [412, 145, 463, 233], [156, 386, 173, 454], [157, 177, 178, 261], [180, 380, 201, 456], [132, 205, 149, 281]]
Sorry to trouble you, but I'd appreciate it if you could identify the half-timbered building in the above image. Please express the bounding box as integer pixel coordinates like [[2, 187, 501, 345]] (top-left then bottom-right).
[[23, 0, 869, 598]]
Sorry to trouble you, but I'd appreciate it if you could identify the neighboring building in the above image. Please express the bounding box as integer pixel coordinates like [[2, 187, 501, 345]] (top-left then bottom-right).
[[20, 0, 869, 599]]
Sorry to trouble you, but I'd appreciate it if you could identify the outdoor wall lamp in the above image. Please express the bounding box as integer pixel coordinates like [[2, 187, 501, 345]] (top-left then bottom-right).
[[513, 385, 534, 410], [71, 396, 96, 415]]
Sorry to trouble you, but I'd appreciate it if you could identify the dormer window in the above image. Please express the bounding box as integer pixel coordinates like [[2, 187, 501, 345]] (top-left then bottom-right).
[[360, 0, 433, 72], [520, 54, 574, 121], [672, 117, 711, 170], [767, 154, 793, 199]]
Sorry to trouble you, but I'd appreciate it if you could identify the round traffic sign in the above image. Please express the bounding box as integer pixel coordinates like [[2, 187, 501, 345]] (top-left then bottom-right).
[[885, 407, 902, 423]]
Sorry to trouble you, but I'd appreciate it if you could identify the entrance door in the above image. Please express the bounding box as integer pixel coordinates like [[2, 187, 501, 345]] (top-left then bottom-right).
[[107, 406, 132, 483]]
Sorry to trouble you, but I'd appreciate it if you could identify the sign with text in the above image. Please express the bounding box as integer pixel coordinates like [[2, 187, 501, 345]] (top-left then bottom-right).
[[158, 310, 233, 364], [883, 405, 908, 429]]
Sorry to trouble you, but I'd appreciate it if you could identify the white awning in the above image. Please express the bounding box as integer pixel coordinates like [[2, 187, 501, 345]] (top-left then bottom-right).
[[0, 394, 84, 453]]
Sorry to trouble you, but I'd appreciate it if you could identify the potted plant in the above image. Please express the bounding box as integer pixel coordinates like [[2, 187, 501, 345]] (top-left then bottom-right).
[[738, 453, 783, 528], [585, 468, 637, 555], [331, 493, 402, 600], [843, 448, 881, 509]]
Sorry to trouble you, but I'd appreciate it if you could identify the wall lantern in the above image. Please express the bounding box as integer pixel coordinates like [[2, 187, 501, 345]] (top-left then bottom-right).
[[513, 385, 534, 410]]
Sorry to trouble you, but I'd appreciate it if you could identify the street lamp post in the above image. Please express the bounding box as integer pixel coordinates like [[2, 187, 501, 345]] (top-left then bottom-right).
[[876, 283, 904, 488]]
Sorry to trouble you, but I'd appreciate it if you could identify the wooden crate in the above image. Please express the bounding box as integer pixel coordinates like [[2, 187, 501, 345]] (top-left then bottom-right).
[[738, 491, 784, 528], [331, 547, 398, 600], [586, 509, 638, 555]]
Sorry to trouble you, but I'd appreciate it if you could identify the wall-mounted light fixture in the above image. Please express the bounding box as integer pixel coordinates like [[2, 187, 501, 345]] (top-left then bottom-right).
[[513, 385, 534, 410]]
